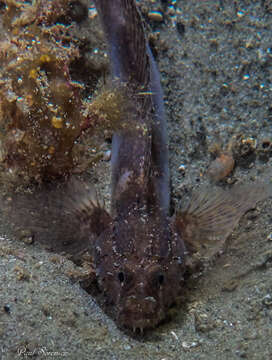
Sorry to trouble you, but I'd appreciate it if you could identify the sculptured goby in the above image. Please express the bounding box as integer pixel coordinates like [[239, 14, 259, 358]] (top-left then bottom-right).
[[72, 0, 272, 332]]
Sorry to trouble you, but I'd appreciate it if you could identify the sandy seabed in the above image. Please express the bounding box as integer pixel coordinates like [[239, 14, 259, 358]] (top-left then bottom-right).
[[1, 0, 272, 359]]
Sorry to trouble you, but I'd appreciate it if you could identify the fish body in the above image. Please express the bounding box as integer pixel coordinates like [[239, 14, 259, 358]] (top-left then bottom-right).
[[92, 0, 185, 331], [74, 0, 271, 332]]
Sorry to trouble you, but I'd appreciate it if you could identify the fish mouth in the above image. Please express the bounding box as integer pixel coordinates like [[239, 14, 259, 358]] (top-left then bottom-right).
[[117, 294, 166, 332], [120, 316, 159, 333], [117, 309, 165, 333]]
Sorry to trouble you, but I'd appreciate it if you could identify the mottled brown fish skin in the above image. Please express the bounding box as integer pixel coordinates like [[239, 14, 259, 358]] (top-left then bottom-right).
[[94, 211, 185, 330], [79, 0, 272, 332], [92, 0, 186, 331]]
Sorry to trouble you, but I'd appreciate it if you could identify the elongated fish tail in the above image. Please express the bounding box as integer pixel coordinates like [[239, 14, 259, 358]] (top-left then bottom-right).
[[95, 0, 170, 215], [94, 0, 150, 87]]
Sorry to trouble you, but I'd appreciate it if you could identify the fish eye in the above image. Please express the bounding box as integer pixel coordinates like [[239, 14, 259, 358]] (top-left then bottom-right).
[[158, 274, 164, 285], [150, 271, 165, 288], [117, 270, 133, 288], [118, 271, 125, 283]]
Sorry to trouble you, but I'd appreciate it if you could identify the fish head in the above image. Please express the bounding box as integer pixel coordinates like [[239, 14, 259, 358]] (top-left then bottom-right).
[[94, 211, 186, 331]]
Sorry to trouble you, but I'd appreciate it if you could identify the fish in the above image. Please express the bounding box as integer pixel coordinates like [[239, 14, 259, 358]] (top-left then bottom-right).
[[69, 0, 272, 332]]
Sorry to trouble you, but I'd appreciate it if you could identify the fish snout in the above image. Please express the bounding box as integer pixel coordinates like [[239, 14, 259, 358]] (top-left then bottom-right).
[[117, 290, 165, 331], [121, 292, 158, 320]]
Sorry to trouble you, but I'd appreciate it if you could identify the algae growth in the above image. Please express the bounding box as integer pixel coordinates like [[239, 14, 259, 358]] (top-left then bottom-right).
[[0, 0, 127, 183]]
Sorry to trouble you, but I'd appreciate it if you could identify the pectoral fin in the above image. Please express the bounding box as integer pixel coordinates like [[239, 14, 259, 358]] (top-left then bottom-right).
[[65, 178, 112, 237], [174, 182, 272, 257]]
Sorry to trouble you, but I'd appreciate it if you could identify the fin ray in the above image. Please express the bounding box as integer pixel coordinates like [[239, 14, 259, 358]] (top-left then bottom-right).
[[175, 182, 272, 256], [65, 178, 112, 237]]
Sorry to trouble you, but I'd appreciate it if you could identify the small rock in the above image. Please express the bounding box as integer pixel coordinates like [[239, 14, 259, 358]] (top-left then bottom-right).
[[148, 11, 163, 22], [182, 341, 199, 350], [266, 233, 272, 241], [194, 312, 215, 333], [18, 229, 34, 245], [3, 304, 11, 314], [103, 150, 111, 161], [176, 21, 185, 36], [207, 152, 235, 182], [178, 164, 186, 173], [262, 294, 272, 307], [255, 249, 272, 269], [14, 265, 30, 281], [222, 279, 239, 292]]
